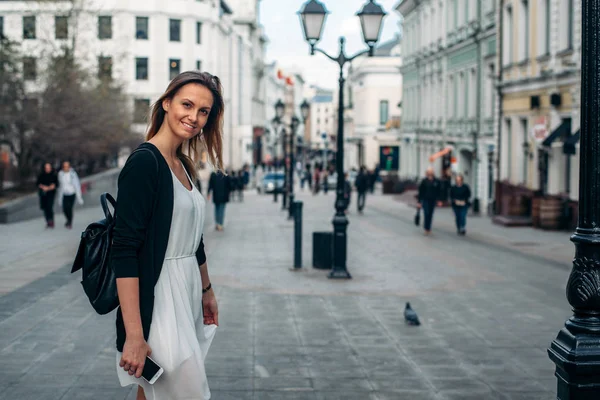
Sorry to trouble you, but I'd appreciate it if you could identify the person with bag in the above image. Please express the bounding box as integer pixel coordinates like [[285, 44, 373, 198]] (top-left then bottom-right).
[[355, 166, 368, 214], [110, 71, 224, 400], [36, 163, 58, 228], [207, 169, 231, 231], [57, 160, 83, 229], [450, 174, 471, 235], [417, 167, 442, 235]]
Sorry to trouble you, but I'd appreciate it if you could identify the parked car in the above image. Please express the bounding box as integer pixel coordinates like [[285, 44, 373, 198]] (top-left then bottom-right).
[[259, 172, 285, 194]]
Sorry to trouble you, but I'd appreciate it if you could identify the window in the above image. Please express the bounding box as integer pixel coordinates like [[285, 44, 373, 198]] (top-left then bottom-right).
[[98, 56, 112, 80], [134, 99, 150, 123], [23, 57, 36, 80], [98, 16, 112, 39], [169, 19, 181, 42], [23, 16, 36, 39], [196, 22, 202, 44], [504, 6, 513, 65], [169, 59, 180, 80], [568, 0, 574, 49], [0, 16, 4, 39], [136, 57, 148, 80], [196, 60, 202, 71], [55, 16, 68, 39], [136, 17, 148, 40], [519, 0, 529, 61], [379, 100, 389, 125]]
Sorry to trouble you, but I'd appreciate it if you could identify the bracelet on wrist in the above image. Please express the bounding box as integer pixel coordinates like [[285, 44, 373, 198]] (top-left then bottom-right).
[[202, 283, 212, 294]]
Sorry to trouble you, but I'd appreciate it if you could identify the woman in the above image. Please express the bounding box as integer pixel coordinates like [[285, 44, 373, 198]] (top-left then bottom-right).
[[56, 160, 83, 229], [36, 163, 58, 228], [207, 169, 231, 231], [450, 174, 471, 235], [110, 71, 223, 400]]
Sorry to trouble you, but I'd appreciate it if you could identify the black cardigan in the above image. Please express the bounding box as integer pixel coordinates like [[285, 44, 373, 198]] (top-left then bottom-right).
[[110, 142, 206, 352]]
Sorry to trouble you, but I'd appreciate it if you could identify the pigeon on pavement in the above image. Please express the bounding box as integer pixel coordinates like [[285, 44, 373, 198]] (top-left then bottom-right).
[[404, 302, 421, 326]]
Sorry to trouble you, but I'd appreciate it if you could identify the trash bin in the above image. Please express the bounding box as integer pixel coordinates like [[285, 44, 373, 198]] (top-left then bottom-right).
[[313, 232, 332, 270]]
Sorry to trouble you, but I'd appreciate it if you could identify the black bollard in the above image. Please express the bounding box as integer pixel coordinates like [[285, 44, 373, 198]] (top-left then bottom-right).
[[294, 201, 302, 269]]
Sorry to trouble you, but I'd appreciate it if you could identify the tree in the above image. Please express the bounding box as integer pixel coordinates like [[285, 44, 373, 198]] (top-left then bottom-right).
[[0, 37, 40, 189]]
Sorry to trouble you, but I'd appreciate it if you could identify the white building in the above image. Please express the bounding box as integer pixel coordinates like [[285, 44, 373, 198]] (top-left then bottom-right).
[[0, 0, 267, 170], [308, 88, 335, 159], [345, 36, 403, 173]]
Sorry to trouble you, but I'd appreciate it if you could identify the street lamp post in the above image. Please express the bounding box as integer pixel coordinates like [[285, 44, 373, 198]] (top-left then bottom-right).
[[298, 0, 386, 279], [548, 2, 600, 398], [288, 115, 300, 219]]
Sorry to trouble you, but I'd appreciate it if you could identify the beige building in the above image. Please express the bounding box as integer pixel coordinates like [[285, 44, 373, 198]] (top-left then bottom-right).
[[496, 0, 580, 228]]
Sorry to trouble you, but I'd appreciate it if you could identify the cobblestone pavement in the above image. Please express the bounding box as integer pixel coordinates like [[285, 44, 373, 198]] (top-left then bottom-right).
[[0, 186, 572, 399]]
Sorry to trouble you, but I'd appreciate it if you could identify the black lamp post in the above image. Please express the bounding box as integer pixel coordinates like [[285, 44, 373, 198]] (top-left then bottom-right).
[[288, 115, 300, 219], [272, 100, 285, 203], [298, 0, 386, 279], [548, 2, 600, 398]]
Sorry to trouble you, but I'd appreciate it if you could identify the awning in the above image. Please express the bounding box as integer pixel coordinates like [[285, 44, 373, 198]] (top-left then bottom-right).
[[563, 129, 580, 155], [542, 120, 570, 147]]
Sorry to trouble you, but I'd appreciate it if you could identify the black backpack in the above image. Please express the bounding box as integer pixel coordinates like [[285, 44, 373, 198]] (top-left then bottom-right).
[[71, 192, 119, 315]]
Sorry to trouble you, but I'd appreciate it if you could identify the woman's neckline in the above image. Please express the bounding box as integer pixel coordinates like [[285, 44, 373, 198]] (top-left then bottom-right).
[[144, 142, 194, 193]]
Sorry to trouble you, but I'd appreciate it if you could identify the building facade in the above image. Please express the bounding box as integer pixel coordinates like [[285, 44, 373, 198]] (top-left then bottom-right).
[[396, 0, 497, 211], [497, 0, 581, 211], [345, 36, 403, 173], [0, 0, 267, 170]]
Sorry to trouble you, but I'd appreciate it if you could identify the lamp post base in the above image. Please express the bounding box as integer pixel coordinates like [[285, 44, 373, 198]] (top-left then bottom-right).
[[548, 318, 600, 399], [328, 211, 351, 280]]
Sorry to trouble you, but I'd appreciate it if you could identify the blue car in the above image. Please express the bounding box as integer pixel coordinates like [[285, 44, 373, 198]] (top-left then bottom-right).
[[259, 172, 285, 194]]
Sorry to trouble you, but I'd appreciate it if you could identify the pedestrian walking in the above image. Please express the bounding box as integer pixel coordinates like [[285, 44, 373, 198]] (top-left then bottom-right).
[[368, 169, 376, 194], [56, 160, 83, 229], [313, 166, 321, 195], [450, 174, 471, 235], [355, 165, 368, 214], [36, 162, 58, 228], [343, 172, 352, 213], [417, 167, 442, 235], [111, 71, 223, 400], [323, 170, 329, 194], [237, 169, 245, 202], [208, 170, 232, 231]]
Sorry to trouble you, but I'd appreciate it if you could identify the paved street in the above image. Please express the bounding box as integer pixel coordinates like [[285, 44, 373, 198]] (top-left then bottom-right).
[[0, 185, 573, 399]]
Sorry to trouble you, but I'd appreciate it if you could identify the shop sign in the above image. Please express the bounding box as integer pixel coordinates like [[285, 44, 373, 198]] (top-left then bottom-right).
[[531, 116, 548, 143]]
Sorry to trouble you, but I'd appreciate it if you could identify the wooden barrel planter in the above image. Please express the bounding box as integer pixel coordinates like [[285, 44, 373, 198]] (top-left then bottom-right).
[[539, 197, 562, 230], [531, 197, 542, 228]]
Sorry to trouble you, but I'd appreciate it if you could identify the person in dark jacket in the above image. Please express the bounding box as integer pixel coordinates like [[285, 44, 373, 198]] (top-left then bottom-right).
[[36, 163, 59, 228], [208, 170, 231, 231], [417, 167, 443, 235], [343, 172, 352, 213], [355, 166, 369, 214], [450, 174, 471, 235]]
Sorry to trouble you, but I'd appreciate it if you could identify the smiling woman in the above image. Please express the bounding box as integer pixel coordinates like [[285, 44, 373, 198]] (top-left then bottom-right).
[[112, 70, 225, 400]]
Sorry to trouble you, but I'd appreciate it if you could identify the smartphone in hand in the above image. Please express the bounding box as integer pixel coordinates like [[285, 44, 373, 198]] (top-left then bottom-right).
[[142, 356, 164, 384]]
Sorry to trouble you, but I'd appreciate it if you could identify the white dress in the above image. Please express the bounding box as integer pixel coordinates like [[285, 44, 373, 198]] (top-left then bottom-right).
[[116, 166, 217, 400]]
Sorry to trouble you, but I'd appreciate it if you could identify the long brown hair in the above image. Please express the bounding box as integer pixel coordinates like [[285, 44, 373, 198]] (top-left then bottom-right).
[[146, 71, 224, 179]]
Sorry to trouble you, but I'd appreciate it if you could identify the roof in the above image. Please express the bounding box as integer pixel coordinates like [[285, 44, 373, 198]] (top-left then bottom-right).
[[373, 35, 401, 57], [312, 94, 333, 103]]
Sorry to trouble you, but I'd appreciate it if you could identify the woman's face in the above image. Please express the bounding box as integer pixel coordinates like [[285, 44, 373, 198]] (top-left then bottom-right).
[[62, 162, 70, 172], [44, 163, 52, 173], [163, 83, 214, 143]]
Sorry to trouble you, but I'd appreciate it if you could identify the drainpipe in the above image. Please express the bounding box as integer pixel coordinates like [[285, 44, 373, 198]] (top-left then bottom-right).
[[472, 1, 483, 215], [495, 0, 504, 215]]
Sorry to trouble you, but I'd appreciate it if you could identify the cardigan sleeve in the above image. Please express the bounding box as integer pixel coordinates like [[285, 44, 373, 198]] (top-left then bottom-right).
[[110, 150, 158, 278], [195, 235, 207, 266]]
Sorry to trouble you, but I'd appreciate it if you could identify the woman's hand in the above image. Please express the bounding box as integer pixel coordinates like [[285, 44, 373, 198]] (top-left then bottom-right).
[[119, 336, 152, 378], [203, 290, 219, 326]]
